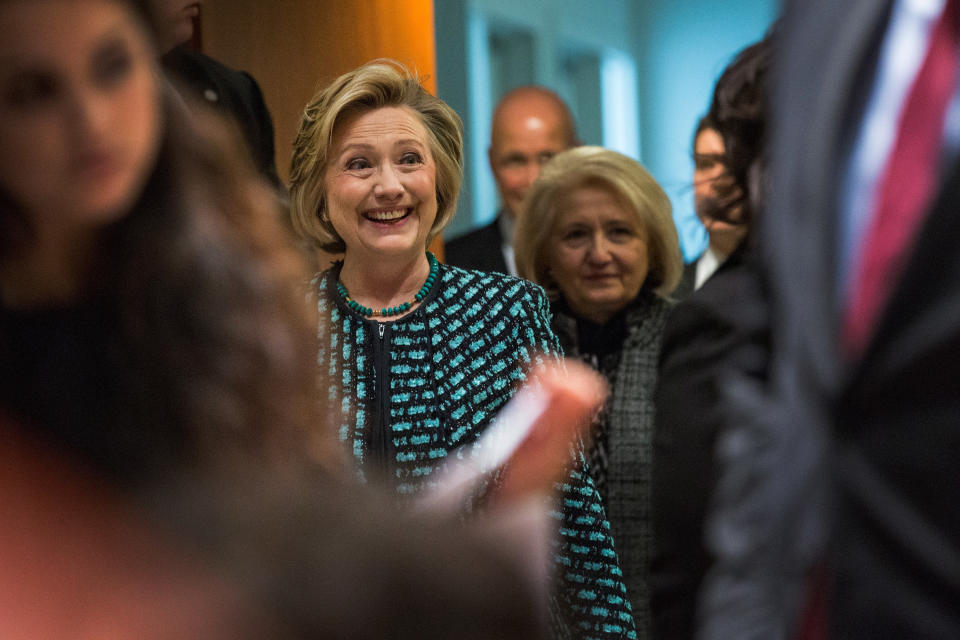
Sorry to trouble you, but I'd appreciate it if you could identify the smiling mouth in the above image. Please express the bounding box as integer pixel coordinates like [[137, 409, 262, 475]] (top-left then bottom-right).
[[363, 208, 411, 223]]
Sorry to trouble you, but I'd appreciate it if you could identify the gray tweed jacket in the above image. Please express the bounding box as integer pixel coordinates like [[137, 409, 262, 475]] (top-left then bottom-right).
[[552, 290, 674, 640]]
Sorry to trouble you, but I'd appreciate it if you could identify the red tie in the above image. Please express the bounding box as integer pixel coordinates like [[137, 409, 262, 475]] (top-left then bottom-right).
[[844, 0, 960, 355]]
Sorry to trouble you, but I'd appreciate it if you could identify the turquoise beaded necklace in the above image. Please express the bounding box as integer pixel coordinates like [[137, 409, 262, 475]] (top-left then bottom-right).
[[336, 252, 439, 318]]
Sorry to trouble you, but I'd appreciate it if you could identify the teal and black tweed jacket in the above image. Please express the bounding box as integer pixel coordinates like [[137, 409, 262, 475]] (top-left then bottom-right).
[[315, 261, 638, 640]]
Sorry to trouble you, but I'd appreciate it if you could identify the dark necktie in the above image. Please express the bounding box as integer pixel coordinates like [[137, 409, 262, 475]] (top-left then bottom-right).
[[844, 0, 960, 355]]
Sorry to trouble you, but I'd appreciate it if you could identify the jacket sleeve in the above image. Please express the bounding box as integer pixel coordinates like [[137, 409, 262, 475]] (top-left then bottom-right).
[[508, 281, 638, 639], [509, 279, 563, 367], [553, 465, 639, 639]]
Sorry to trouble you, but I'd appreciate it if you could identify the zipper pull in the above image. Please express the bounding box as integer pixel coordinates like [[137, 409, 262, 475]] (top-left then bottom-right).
[[378, 322, 385, 339]]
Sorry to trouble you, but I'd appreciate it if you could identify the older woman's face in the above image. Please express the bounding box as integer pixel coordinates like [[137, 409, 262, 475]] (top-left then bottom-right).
[[0, 0, 162, 232], [548, 185, 649, 324], [324, 106, 438, 263]]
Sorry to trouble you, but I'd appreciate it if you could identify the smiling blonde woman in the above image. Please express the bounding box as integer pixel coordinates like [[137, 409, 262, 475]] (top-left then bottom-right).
[[289, 62, 639, 639]]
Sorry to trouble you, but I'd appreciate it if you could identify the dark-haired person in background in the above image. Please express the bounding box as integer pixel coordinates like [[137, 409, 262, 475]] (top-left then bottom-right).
[[673, 114, 748, 299], [650, 34, 773, 640]]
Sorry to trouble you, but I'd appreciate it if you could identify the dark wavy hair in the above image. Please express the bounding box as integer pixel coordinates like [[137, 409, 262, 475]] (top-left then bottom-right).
[[703, 29, 776, 229], [692, 113, 719, 154], [1, 89, 340, 487], [98, 93, 341, 485]]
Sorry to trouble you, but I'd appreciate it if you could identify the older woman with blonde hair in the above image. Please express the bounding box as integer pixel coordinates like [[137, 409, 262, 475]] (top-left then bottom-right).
[[516, 145, 682, 638], [289, 62, 637, 640]]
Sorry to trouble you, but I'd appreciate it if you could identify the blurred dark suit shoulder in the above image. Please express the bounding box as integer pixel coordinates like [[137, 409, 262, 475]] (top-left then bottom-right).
[[444, 216, 509, 275], [671, 260, 698, 300], [162, 46, 280, 189], [650, 245, 770, 640]]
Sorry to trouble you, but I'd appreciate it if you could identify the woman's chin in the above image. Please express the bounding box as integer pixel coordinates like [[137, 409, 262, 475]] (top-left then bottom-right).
[[581, 287, 625, 305], [356, 235, 426, 261], [67, 193, 136, 229], [569, 292, 631, 319], [66, 166, 147, 228]]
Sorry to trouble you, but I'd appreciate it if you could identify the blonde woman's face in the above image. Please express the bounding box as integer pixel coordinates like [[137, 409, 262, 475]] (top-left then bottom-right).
[[323, 106, 438, 263], [548, 185, 649, 325], [0, 0, 162, 232]]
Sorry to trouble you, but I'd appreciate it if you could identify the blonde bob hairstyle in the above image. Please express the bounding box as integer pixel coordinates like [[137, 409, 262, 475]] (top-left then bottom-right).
[[515, 146, 682, 299], [289, 60, 464, 253]]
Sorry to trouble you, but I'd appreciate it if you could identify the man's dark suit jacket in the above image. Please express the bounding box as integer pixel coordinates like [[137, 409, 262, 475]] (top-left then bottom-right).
[[650, 244, 769, 640], [671, 260, 698, 300], [444, 213, 510, 274], [703, 1, 960, 637], [162, 46, 280, 190]]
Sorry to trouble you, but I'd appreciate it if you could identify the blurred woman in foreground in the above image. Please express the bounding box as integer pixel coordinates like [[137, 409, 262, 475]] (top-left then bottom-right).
[[0, 0, 327, 485], [0, 0, 328, 634], [0, 2, 601, 638]]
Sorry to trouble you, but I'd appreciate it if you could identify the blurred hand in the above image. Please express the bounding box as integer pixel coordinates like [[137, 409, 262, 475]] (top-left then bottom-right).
[[420, 357, 606, 512], [492, 358, 606, 507]]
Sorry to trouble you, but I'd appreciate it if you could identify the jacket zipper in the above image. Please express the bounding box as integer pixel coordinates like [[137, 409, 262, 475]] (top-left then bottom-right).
[[370, 320, 392, 482]]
